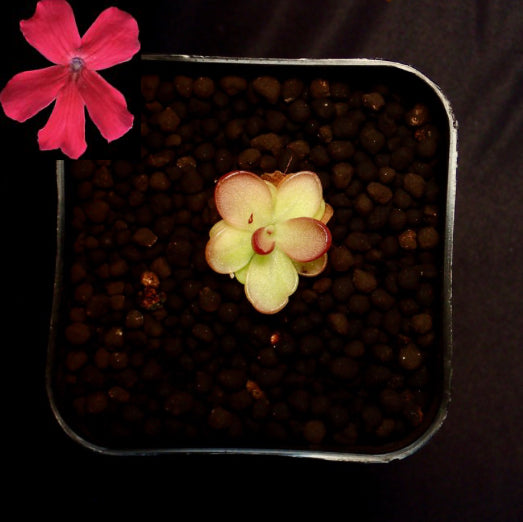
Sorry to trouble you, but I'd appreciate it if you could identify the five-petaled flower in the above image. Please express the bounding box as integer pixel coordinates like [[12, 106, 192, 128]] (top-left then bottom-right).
[[205, 170, 333, 314], [0, 0, 140, 159]]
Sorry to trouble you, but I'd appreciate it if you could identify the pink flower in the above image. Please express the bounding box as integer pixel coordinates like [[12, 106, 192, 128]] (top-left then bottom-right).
[[0, 0, 140, 159]]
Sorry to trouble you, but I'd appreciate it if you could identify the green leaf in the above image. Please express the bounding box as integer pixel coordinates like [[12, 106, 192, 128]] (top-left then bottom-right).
[[205, 221, 254, 274], [273, 171, 323, 221], [245, 248, 299, 314]]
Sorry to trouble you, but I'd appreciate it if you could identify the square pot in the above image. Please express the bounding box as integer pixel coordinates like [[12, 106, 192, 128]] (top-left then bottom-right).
[[47, 55, 457, 462]]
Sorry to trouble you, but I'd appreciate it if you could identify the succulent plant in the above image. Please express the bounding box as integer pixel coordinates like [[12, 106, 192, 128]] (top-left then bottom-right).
[[205, 170, 333, 314]]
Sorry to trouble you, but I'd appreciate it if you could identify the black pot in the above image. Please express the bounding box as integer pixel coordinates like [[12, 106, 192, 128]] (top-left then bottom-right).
[[46, 55, 457, 462]]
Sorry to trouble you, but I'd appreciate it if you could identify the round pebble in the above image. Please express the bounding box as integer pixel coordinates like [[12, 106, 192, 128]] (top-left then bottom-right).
[[66, 351, 88, 371], [353, 269, 378, 293], [399, 343, 423, 370], [367, 182, 392, 204], [417, 226, 440, 249], [83, 199, 109, 223], [86, 392, 108, 414], [303, 420, 327, 444], [65, 322, 91, 344], [403, 172, 426, 198], [411, 313, 433, 334], [330, 246, 355, 271], [208, 407, 233, 430], [133, 227, 158, 247], [252, 76, 281, 104]]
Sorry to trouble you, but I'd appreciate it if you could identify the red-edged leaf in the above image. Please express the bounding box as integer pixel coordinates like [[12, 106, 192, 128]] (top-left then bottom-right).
[[276, 217, 332, 263], [251, 226, 276, 255], [215, 171, 274, 230], [273, 171, 324, 221]]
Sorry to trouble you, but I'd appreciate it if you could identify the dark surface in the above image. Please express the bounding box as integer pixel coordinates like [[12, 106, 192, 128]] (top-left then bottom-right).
[[3, 0, 521, 519]]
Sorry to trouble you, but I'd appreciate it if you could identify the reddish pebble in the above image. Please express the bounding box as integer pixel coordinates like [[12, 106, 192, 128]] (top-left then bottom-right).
[[86, 392, 108, 414], [133, 228, 158, 247], [65, 322, 91, 345], [399, 229, 417, 250], [108, 386, 130, 403], [66, 351, 88, 371], [352, 268, 378, 293], [417, 226, 439, 249], [411, 313, 433, 334], [208, 407, 233, 430], [367, 182, 392, 204], [303, 420, 327, 444], [399, 343, 423, 370], [252, 76, 281, 104]]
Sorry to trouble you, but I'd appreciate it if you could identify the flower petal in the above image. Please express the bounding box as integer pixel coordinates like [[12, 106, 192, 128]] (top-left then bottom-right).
[[205, 222, 254, 274], [37, 75, 86, 159], [0, 65, 68, 122], [77, 69, 133, 142], [273, 171, 324, 221], [80, 7, 140, 70], [20, 0, 81, 65], [245, 248, 299, 314], [215, 171, 274, 231], [276, 217, 332, 263], [294, 253, 329, 277]]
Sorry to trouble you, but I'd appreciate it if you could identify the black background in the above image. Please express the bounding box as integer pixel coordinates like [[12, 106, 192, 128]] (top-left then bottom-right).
[[2, 1, 521, 519]]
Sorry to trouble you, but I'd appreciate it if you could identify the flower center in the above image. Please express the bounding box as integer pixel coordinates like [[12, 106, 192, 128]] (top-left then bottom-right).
[[252, 225, 276, 255], [69, 57, 85, 73]]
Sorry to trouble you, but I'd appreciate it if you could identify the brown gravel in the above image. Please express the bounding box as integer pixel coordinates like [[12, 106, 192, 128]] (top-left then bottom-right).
[[53, 68, 447, 454]]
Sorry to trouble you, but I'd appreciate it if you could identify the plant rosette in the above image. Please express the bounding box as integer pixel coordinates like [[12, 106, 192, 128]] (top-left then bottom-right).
[[205, 170, 333, 314]]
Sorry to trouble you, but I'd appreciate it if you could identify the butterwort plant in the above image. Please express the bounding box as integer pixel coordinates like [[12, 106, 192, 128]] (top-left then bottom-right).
[[206, 170, 333, 314], [0, 0, 140, 159]]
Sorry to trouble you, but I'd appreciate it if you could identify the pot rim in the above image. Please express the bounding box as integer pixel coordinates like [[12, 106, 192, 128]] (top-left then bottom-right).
[[47, 54, 457, 463]]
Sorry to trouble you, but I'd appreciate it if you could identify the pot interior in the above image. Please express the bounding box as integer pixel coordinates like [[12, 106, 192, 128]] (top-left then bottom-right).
[[47, 57, 455, 461]]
